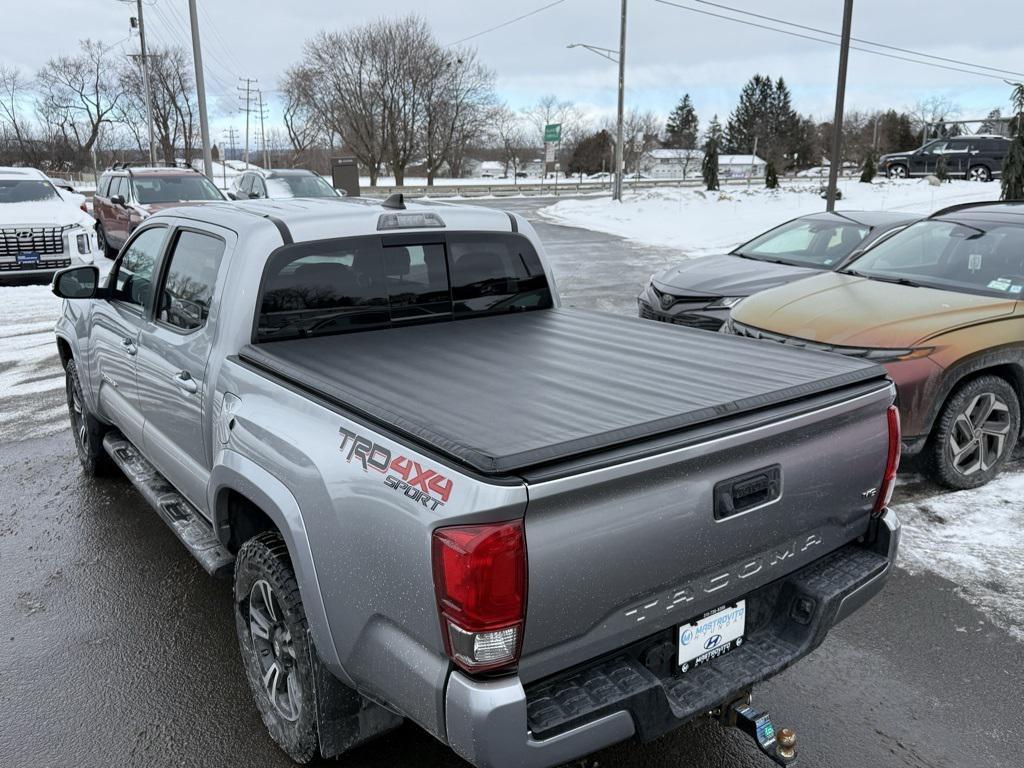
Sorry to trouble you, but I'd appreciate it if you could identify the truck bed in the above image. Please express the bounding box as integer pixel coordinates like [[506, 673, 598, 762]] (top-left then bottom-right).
[[239, 308, 887, 475]]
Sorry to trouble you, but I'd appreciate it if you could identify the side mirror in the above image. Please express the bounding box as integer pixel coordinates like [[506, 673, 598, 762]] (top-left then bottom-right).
[[111, 194, 126, 207], [52, 265, 100, 299]]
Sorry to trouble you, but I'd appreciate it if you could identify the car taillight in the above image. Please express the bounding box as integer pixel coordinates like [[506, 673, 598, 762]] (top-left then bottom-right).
[[873, 405, 901, 515], [432, 520, 526, 674]]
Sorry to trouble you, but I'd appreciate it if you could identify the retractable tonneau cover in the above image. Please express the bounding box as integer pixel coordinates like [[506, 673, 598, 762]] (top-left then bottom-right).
[[239, 308, 886, 474]]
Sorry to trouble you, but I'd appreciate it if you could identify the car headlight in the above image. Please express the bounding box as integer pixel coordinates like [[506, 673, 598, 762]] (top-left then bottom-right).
[[76, 232, 91, 254], [707, 296, 745, 309], [861, 347, 935, 362]]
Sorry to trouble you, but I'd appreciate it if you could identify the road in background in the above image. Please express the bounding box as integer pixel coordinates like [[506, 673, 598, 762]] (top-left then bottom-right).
[[2, 197, 1022, 768]]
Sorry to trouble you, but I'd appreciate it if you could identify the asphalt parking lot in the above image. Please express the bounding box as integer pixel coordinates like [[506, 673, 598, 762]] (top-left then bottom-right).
[[2, 196, 1023, 768]]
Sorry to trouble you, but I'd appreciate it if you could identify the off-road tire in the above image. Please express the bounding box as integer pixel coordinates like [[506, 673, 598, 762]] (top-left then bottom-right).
[[234, 532, 319, 764], [65, 359, 113, 476], [95, 223, 116, 259], [926, 374, 1020, 490]]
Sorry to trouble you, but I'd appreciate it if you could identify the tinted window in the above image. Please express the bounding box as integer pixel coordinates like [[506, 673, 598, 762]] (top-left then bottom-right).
[[259, 236, 389, 340], [384, 243, 451, 321], [110, 177, 126, 199], [157, 231, 225, 330], [735, 218, 869, 267], [256, 234, 553, 342], [945, 139, 970, 151], [111, 227, 166, 308], [448, 234, 553, 315], [132, 175, 223, 204]]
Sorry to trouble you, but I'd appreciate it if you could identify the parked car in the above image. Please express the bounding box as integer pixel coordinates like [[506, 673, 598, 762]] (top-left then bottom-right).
[[728, 200, 1024, 489], [638, 211, 919, 330], [878, 135, 1011, 182], [48, 177, 77, 193], [228, 168, 343, 201], [0, 166, 98, 283], [52, 195, 899, 767], [92, 165, 225, 258]]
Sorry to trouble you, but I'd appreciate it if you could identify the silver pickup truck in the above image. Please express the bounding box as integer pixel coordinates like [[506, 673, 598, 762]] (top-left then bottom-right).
[[52, 196, 901, 767]]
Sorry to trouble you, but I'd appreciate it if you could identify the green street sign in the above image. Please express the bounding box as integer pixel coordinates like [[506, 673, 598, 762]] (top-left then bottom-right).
[[544, 123, 562, 143]]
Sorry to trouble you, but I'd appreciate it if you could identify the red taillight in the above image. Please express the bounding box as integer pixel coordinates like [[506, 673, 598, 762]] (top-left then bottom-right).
[[79, 202, 88, 213], [432, 520, 526, 674], [874, 405, 901, 515]]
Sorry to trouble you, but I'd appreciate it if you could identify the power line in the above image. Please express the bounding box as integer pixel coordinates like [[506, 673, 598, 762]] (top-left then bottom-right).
[[691, 0, 1024, 80], [654, 0, 1015, 82], [445, 0, 567, 48]]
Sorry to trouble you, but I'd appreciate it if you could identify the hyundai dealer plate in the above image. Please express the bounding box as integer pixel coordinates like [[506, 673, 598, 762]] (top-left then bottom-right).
[[678, 600, 746, 672], [16, 251, 40, 265]]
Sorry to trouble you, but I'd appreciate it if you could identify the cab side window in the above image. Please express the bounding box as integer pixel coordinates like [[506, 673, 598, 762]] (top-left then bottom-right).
[[97, 175, 111, 198], [110, 227, 166, 309], [156, 231, 225, 331]]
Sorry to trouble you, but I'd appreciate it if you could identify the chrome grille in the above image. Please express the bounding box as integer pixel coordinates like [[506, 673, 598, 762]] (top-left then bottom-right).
[[0, 226, 67, 257]]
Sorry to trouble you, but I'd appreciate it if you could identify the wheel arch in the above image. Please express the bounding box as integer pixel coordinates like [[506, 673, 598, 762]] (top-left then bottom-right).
[[56, 334, 73, 369], [921, 352, 1024, 440], [209, 451, 349, 681]]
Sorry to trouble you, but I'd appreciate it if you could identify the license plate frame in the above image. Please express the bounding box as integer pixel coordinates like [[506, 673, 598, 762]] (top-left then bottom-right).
[[16, 251, 40, 265], [677, 600, 746, 673]]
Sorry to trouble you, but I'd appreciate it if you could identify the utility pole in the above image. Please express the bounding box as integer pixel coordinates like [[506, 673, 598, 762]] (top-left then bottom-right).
[[257, 90, 270, 170], [187, 0, 213, 180], [825, 0, 853, 212], [613, 0, 627, 202], [221, 127, 239, 188], [238, 78, 257, 168], [133, 1, 156, 165]]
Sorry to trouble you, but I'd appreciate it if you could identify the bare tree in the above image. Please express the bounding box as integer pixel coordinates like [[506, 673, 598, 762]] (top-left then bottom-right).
[[908, 96, 961, 140], [281, 66, 325, 166], [116, 46, 197, 164], [37, 39, 121, 159], [0, 66, 38, 164], [607, 109, 660, 175], [522, 94, 588, 149], [490, 104, 530, 177]]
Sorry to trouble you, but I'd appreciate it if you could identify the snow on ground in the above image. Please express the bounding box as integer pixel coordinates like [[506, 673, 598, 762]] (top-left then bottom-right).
[[539, 179, 1002, 255], [894, 466, 1024, 641]]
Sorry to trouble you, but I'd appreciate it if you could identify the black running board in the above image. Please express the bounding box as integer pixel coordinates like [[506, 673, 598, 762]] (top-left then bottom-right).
[[103, 431, 235, 577]]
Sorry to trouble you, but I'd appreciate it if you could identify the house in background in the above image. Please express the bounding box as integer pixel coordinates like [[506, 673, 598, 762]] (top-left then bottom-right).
[[642, 148, 705, 179], [717, 154, 767, 179]]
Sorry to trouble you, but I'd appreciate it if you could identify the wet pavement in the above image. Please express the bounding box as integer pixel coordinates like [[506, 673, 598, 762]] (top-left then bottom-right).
[[2, 197, 1023, 768]]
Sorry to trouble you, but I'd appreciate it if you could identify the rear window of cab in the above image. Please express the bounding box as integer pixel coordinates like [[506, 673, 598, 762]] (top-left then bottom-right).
[[255, 232, 553, 342]]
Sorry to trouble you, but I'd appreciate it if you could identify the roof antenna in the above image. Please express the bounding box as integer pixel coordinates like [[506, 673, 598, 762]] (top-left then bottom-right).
[[382, 193, 406, 210]]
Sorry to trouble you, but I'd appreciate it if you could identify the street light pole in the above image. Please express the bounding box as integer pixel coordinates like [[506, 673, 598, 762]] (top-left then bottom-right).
[[187, 0, 214, 181], [825, 0, 853, 212], [613, 0, 628, 201], [135, 0, 156, 165]]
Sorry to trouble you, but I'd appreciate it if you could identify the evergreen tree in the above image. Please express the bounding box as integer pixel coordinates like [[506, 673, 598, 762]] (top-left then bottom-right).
[[764, 160, 778, 188], [664, 94, 699, 149], [702, 118, 720, 191], [1001, 83, 1024, 201], [860, 152, 876, 183], [568, 130, 613, 175], [724, 74, 800, 169]]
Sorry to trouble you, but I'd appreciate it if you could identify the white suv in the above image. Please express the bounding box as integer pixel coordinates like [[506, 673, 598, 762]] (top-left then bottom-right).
[[0, 167, 98, 282], [228, 168, 343, 201]]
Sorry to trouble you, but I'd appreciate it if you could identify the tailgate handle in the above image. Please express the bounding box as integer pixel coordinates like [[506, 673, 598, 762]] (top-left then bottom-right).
[[714, 465, 781, 520]]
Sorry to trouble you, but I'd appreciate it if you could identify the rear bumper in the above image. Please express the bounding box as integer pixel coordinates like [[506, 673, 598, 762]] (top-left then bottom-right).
[[444, 509, 900, 768]]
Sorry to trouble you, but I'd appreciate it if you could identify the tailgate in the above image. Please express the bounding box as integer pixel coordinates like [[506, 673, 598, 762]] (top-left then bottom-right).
[[517, 380, 893, 683]]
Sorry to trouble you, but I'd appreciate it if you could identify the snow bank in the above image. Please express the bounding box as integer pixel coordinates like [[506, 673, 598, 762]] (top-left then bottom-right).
[[894, 468, 1024, 640], [539, 179, 1002, 255]]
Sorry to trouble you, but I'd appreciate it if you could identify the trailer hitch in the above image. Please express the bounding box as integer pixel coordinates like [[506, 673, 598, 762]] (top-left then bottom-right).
[[718, 694, 797, 766]]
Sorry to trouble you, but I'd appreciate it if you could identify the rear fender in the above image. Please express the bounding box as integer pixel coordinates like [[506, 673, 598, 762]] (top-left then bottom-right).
[[208, 450, 348, 683]]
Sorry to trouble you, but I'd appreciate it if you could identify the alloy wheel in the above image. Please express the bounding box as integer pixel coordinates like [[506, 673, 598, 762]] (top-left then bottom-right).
[[968, 166, 990, 182], [248, 579, 302, 722], [68, 378, 88, 452], [948, 392, 1011, 475], [888, 165, 907, 179]]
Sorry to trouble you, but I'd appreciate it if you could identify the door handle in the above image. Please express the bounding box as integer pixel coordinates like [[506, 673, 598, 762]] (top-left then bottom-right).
[[121, 337, 137, 356], [173, 371, 198, 394]]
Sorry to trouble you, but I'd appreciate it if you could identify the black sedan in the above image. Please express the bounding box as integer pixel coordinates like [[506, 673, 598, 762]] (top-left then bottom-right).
[[637, 210, 920, 331]]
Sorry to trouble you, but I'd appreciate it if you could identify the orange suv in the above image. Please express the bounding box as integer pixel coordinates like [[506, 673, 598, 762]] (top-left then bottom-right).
[[93, 165, 224, 258], [728, 201, 1024, 489]]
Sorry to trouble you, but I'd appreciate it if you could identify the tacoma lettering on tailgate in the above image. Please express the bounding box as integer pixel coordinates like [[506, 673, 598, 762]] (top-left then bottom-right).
[[339, 427, 453, 510]]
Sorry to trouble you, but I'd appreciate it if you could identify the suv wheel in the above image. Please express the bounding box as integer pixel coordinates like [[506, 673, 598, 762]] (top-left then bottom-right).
[[967, 165, 991, 182], [65, 359, 113, 475], [235, 532, 319, 764], [887, 164, 908, 179], [927, 375, 1020, 489], [96, 223, 116, 259]]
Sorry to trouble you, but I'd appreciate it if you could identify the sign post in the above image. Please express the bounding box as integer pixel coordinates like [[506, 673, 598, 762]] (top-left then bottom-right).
[[543, 123, 562, 190]]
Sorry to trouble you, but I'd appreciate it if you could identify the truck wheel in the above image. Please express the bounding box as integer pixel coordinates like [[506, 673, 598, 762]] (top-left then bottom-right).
[[926, 375, 1020, 489], [65, 359, 113, 476], [95, 223, 116, 259], [234, 532, 319, 764]]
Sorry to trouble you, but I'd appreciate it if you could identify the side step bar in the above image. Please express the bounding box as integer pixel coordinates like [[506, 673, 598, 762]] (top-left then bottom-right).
[[103, 431, 235, 577]]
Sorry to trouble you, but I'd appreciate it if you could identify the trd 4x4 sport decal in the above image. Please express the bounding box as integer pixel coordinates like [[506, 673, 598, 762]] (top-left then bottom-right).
[[339, 427, 453, 510]]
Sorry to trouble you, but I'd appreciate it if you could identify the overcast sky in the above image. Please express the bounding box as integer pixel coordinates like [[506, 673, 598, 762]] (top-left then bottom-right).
[[12, 0, 1024, 138]]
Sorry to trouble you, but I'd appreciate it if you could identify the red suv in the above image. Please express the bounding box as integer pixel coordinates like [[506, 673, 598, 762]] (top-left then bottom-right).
[[93, 165, 224, 258]]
